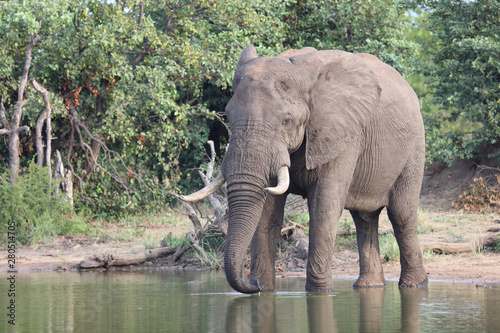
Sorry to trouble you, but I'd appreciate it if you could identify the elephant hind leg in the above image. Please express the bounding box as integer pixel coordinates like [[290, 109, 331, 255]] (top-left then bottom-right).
[[351, 208, 386, 288], [387, 158, 428, 288]]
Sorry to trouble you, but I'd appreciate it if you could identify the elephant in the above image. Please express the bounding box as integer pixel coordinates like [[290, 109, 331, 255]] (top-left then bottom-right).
[[180, 45, 428, 293]]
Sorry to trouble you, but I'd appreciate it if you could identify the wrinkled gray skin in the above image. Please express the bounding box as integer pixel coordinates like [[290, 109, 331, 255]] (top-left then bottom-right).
[[221, 45, 427, 293]]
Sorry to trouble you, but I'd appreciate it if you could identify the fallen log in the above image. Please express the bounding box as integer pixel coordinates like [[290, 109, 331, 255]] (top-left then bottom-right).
[[421, 234, 500, 254], [79, 246, 177, 269]]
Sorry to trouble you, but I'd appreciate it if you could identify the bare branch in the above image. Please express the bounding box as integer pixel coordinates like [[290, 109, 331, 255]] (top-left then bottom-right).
[[200, 140, 223, 218], [31, 78, 53, 171], [14, 125, 30, 134], [30, 78, 51, 107], [35, 108, 47, 166], [0, 129, 11, 135], [138, 0, 144, 25], [188, 233, 211, 266], [11, 34, 40, 128], [213, 112, 231, 136], [172, 195, 202, 230]]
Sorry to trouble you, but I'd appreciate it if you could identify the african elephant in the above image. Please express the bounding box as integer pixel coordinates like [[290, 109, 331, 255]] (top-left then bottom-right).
[[181, 45, 427, 293]]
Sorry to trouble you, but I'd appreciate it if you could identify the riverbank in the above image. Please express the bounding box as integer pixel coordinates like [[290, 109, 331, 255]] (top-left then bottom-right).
[[2, 208, 499, 284]]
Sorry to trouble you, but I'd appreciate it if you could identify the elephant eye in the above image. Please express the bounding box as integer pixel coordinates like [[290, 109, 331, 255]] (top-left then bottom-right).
[[282, 116, 292, 126]]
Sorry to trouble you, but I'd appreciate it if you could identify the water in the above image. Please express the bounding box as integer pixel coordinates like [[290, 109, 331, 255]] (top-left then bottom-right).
[[1, 270, 499, 332]]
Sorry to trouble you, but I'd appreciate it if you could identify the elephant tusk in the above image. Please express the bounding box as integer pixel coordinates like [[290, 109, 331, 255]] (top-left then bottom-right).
[[264, 166, 290, 195], [177, 173, 225, 202]]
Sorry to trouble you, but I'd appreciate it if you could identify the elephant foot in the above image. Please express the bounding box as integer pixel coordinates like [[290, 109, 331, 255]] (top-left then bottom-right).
[[305, 279, 334, 292], [399, 271, 429, 288], [353, 275, 386, 288]]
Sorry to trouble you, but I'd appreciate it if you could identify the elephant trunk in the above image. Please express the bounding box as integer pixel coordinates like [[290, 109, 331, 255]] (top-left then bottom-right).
[[222, 126, 290, 293], [224, 179, 267, 293]]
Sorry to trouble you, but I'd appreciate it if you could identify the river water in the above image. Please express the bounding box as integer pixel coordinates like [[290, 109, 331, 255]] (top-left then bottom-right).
[[1, 270, 499, 332]]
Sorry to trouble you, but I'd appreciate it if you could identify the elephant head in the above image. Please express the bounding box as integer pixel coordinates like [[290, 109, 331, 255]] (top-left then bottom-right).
[[182, 45, 381, 293]]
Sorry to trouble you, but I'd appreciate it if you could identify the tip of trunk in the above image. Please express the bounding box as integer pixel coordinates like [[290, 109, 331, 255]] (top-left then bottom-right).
[[224, 253, 263, 294], [225, 270, 263, 294]]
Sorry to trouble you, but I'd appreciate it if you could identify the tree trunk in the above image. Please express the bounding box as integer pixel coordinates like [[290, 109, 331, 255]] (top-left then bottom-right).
[[7, 33, 40, 183]]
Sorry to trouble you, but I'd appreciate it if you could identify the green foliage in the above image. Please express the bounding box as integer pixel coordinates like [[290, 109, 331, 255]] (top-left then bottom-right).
[[283, 0, 418, 74], [494, 236, 500, 253], [0, 161, 89, 245], [0, 0, 422, 221], [417, 0, 500, 163], [161, 232, 185, 248], [339, 217, 353, 234], [379, 233, 400, 262]]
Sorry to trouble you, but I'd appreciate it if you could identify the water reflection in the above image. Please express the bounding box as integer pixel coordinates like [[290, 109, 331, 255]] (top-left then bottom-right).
[[227, 283, 446, 333], [226, 294, 277, 333], [357, 287, 385, 333], [400, 288, 428, 333], [306, 293, 336, 333], [0, 271, 498, 333], [224, 285, 430, 333]]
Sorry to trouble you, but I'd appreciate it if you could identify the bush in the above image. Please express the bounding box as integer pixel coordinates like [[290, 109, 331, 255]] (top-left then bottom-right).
[[0, 161, 89, 245], [452, 175, 500, 213]]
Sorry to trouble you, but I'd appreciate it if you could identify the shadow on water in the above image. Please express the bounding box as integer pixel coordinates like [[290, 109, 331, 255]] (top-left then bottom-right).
[[0, 271, 499, 332]]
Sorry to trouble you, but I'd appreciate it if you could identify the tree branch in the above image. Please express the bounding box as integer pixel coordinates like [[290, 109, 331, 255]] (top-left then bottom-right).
[[11, 34, 40, 129], [14, 126, 30, 134], [31, 78, 52, 167], [138, 0, 144, 25], [35, 108, 47, 166], [200, 140, 223, 218], [67, 106, 152, 200]]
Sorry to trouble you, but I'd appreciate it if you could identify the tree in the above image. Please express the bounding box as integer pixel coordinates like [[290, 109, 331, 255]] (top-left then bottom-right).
[[419, 0, 500, 163], [0, 0, 420, 217], [0, 0, 287, 215], [282, 0, 418, 74]]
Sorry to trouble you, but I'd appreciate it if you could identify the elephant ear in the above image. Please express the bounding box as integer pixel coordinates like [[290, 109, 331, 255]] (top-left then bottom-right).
[[232, 45, 259, 90], [303, 51, 382, 170], [237, 45, 258, 68]]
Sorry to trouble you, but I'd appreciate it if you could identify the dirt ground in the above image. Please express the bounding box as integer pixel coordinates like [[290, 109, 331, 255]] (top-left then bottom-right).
[[2, 157, 500, 284]]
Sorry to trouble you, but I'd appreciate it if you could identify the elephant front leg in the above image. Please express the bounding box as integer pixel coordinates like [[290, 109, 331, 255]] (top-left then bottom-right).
[[249, 194, 287, 292], [305, 187, 343, 292], [351, 209, 386, 288]]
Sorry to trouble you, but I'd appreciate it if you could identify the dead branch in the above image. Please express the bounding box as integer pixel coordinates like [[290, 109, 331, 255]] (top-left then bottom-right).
[[188, 233, 212, 266], [79, 246, 177, 269], [173, 140, 225, 230], [172, 196, 202, 230], [31, 78, 52, 168], [35, 108, 47, 166], [421, 234, 500, 254], [167, 141, 229, 264], [281, 222, 307, 238], [200, 140, 224, 218], [54, 150, 74, 205], [171, 235, 192, 262]]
